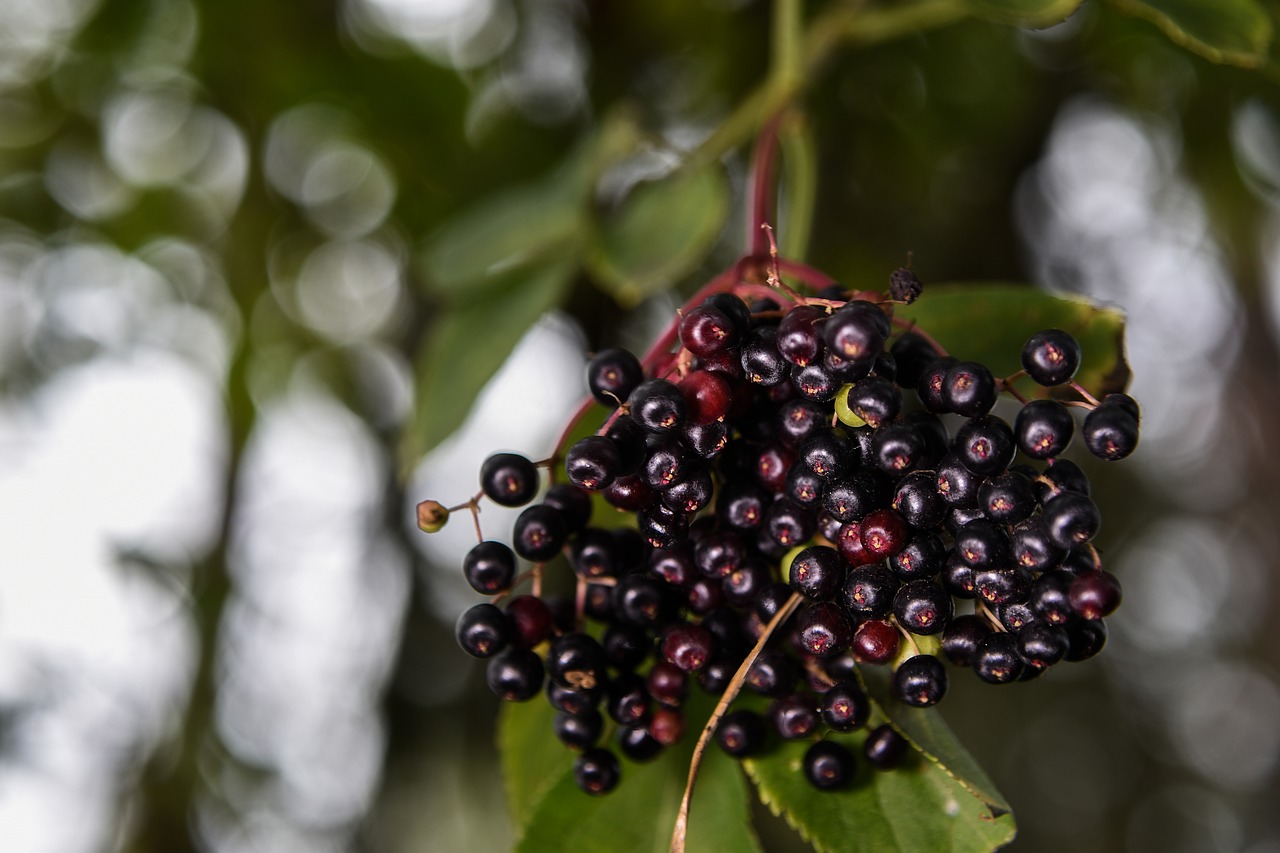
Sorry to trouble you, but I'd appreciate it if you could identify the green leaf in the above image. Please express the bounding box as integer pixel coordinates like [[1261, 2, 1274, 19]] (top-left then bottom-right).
[[895, 284, 1129, 397], [857, 667, 1011, 817], [1107, 0, 1272, 67], [421, 161, 588, 300], [405, 259, 575, 460], [745, 730, 1015, 853], [587, 165, 730, 308], [506, 691, 762, 853], [964, 0, 1085, 28], [499, 695, 577, 834]]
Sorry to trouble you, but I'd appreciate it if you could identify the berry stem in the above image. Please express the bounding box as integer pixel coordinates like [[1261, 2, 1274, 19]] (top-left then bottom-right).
[[975, 599, 1008, 633], [891, 616, 923, 657], [670, 591, 803, 853], [749, 114, 784, 256], [997, 379, 1032, 406], [761, 224, 808, 303], [1069, 381, 1101, 407], [891, 316, 950, 357]]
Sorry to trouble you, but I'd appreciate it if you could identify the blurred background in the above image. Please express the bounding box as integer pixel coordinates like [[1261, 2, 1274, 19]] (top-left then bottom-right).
[[1, 0, 1279, 851]]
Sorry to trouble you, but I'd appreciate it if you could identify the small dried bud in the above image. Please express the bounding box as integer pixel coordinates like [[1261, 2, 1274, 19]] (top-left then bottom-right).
[[417, 499, 449, 533], [889, 268, 923, 303]]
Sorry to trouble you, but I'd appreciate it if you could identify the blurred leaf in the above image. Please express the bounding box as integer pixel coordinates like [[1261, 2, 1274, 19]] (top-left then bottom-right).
[[743, 725, 1015, 853], [421, 160, 589, 301], [965, 0, 1085, 27], [587, 165, 730, 308], [895, 284, 1130, 396], [406, 259, 575, 460], [857, 667, 1011, 816], [508, 690, 762, 853], [500, 695, 577, 834], [1108, 0, 1272, 66]]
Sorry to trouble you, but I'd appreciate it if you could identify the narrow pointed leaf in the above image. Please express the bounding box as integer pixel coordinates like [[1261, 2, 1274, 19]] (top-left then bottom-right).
[[587, 165, 730, 308], [895, 284, 1129, 397], [1108, 0, 1272, 67]]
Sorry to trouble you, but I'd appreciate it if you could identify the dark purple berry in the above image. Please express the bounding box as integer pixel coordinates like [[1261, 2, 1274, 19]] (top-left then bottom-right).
[[628, 379, 687, 433], [864, 724, 908, 769], [789, 545, 844, 601], [1065, 618, 1108, 661], [717, 709, 767, 757], [587, 348, 644, 406], [942, 361, 998, 417], [574, 748, 620, 795], [680, 304, 736, 357], [1015, 399, 1075, 459], [1021, 329, 1081, 386], [771, 694, 820, 740], [820, 681, 870, 732], [555, 709, 603, 750], [486, 648, 544, 701], [547, 633, 608, 691], [742, 327, 788, 386], [940, 614, 990, 667], [463, 541, 516, 594], [480, 452, 540, 507], [1083, 404, 1139, 461], [845, 376, 901, 428], [893, 579, 953, 636], [1043, 492, 1101, 549], [978, 471, 1036, 525], [973, 633, 1024, 684], [796, 601, 853, 657], [893, 654, 948, 707], [512, 504, 567, 561], [852, 618, 900, 665], [617, 725, 663, 762], [804, 740, 855, 790], [954, 415, 1015, 478], [456, 603, 511, 658], [892, 470, 946, 529], [1069, 570, 1122, 619]]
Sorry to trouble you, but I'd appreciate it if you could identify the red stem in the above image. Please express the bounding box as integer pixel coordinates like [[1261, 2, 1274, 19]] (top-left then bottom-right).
[[749, 114, 784, 256]]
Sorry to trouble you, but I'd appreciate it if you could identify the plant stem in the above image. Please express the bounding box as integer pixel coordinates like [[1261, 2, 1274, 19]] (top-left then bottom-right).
[[670, 591, 804, 853]]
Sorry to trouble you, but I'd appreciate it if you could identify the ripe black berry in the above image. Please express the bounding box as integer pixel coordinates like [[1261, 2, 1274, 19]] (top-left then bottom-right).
[[617, 725, 663, 762], [628, 379, 687, 432], [574, 748, 621, 795], [893, 654, 948, 707], [1065, 618, 1108, 661], [842, 564, 900, 620], [824, 470, 889, 524], [890, 532, 946, 581], [871, 423, 927, 475], [1021, 329, 1081, 386], [486, 648, 545, 701], [548, 633, 609, 691], [771, 694, 820, 740], [1016, 623, 1069, 670], [845, 376, 901, 428], [823, 300, 888, 361], [1015, 399, 1074, 459], [513, 504, 568, 561], [1083, 403, 1140, 461], [804, 740, 855, 790], [742, 327, 788, 386], [978, 471, 1036, 525], [717, 709, 767, 757], [942, 361, 998, 417], [661, 623, 715, 672], [973, 633, 1024, 684], [864, 724, 909, 770], [587, 348, 644, 406], [1042, 492, 1101, 550], [892, 471, 946, 530], [680, 304, 736, 357], [789, 545, 844, 601], [777, 305, 827, 366], [940, 614, 990, 667], [480, 452, 540, 507], [820, 681, 870, 732], [953, 415, 1015, 478], [796, 601, 853, 656], [893, 579, 953, 636], [456, 603, 511, 658], [463, 541, 516, 595], [555, 709, 604, 750]]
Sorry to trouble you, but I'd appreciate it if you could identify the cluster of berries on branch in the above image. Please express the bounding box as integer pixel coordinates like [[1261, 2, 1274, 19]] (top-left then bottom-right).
[[423, 255, 1137, 799]]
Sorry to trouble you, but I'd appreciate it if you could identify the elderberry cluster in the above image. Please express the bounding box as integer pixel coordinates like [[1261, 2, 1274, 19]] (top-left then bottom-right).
[[437, 275, 1137, 797]]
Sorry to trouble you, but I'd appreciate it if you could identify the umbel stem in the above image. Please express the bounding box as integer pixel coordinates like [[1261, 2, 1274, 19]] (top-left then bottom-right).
[[670, 591, 804, 853]]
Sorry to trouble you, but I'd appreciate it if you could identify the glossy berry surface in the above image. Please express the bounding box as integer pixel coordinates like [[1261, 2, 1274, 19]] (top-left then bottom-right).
[[893, 654, 948, 707], [480, 452, 540, 507], [1022, 329, 1081, 386], [587, 348, 644, 406], [804, 740, 855, 790], [574, 748, 621, 795]]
